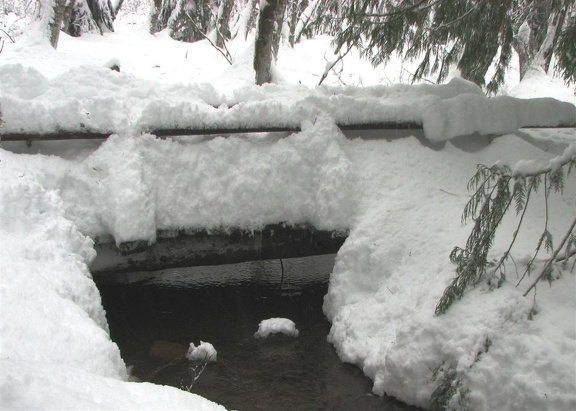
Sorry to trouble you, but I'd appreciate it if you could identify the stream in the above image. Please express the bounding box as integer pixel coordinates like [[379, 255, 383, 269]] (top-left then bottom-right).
[[94, 255, 422, 411]]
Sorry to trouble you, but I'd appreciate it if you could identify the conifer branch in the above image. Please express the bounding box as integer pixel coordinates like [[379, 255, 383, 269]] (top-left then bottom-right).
[[357, 0, 442, 20], [515, 176, 550, 287], [436, 145, 576, 316], [522, 216, 576, 297], [490, 179, 534, 287], [557, 247, 576, 263]]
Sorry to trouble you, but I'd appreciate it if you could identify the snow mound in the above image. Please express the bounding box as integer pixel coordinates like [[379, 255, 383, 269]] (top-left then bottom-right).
[[0, 149, 225, 410], [324, 135, 576, 411], [254, 318, 300, 338], [187, 341, 218, 362]]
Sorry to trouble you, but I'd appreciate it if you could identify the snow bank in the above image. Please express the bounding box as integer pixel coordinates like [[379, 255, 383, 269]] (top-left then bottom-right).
[[187, 342, 218, 362], [254, 318, 300, 338], [1, 65, 574, 141], [324, 135, 576, 410], [509, 67, 576, 104], [0, 150, 226, 410], [1, 359, 225, 410]]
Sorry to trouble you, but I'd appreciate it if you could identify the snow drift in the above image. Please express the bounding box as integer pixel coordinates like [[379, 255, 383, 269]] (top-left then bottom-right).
[[0, 157, 226, 410]]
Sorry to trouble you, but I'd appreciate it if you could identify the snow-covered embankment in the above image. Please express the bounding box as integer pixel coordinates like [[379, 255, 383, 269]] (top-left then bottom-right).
[[0, 69, 575, 410]]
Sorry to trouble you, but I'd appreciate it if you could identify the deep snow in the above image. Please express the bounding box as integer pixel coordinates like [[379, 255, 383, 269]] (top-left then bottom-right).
[[1, 9, 575, 411]]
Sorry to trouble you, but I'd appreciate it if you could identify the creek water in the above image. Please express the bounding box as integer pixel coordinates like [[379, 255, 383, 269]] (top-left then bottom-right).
[[94, 255, 421, 411]]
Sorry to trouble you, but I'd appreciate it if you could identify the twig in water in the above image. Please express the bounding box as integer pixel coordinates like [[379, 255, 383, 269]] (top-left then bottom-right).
[[279, 258, 285, 290], [184, 360, 208, 392]]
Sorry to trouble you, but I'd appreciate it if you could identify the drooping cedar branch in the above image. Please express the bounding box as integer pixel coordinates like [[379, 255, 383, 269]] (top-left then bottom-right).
[[436, 144, 576, 315]]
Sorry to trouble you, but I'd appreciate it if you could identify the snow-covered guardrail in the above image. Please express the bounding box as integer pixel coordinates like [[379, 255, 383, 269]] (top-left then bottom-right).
[[0, 122, 424, 142], [1, 121, 573, 143], [1, 65, 574, 143]]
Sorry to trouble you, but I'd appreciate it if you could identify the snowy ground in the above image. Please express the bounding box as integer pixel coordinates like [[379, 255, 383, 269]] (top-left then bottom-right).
[[1, 12, 575, 411]]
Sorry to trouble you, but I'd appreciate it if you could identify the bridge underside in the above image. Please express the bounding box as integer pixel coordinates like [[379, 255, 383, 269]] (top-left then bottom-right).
[[90, 224, 348, 275]]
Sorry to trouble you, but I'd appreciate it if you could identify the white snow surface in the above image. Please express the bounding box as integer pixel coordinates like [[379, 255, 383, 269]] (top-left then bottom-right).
[[254, 318, 300, 338], [187, 342, 218, 363], [1, 12, 575, 411], [0, 62, 574, 142]]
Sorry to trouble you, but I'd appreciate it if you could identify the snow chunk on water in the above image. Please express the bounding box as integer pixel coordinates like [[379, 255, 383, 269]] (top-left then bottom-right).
[[186, 341, 217, 362], [254, 318, 300, 338]]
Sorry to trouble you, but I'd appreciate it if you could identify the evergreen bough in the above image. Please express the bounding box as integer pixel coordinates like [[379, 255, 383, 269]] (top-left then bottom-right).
[[313, 0, 575, 93], [436, 144, 576, 315]]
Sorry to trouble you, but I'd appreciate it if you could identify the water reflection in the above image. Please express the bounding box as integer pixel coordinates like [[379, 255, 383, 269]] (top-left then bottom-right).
[[95, 255, 421, 411]]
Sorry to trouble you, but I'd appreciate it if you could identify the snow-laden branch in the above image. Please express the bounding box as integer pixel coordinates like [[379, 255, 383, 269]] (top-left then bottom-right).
[[437, 143, 576, 315], [512, 143, 576, 176]]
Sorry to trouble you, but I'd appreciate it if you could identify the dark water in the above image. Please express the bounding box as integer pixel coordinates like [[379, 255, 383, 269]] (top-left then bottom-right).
[[95, 255, 421, 411]]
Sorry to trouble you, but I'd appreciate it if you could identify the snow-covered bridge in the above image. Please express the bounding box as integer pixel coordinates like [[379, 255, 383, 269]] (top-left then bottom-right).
[[2, 64, 575, 411], [1, 65, 574, 144]]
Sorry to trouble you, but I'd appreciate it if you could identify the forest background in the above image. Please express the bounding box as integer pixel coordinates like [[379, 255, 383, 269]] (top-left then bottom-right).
[[1, 0, 574, 91]]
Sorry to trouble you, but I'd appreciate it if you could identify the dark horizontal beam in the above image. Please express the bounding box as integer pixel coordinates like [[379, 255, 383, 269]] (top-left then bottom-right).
[[0, 122, 423, 142], [1, 123, 573, 142], [1, 130, 112, 141], [152, 126, 301, 137]]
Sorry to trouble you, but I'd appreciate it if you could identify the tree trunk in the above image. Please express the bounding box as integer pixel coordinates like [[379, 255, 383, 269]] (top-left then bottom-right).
[[294, 0, 319, 44], [540, 4, 569, 73], [165, 0, 213, 43], [245, 0, 259, 39], [272, 0, 287, 59], [216, 0, 234, 49], [62, 0, 77, 34], [49, 0, 67, 48], [513, 0, 570, 80], [148, 0, 163, 34], [64, 0, 115, 36], [254, 0, 277, 85], [288, 0, 307, 47], [232, 0, 258, 40], [86, 0, 115, 34], [113, 0, 125, 16]]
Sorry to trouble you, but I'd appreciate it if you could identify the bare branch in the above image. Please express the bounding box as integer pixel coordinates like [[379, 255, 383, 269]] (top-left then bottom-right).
[[523, 216, 576, 297], [0, 28, 15, 43], [186, 12, 233, 65], [318, 45, 352, 86]]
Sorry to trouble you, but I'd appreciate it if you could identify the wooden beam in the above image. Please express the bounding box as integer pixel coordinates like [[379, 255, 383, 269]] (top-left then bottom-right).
[[0, 122, 573, 142], [0, 122, 424, 142]]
